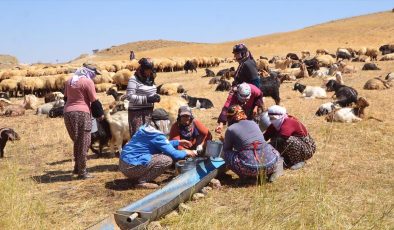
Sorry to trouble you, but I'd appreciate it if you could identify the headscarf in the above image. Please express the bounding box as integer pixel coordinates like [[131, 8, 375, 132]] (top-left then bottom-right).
[[70, 67, 96, 86], [236, 83, 251, 103], [177, 106, 197, 140], [267, 105, 288, 130], [227, 104, 247, 125]]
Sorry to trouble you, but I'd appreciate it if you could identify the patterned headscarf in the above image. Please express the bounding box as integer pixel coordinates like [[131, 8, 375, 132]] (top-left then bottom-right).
[[267, 105, 288, 130], [70, 67, 96, 86], [227, 104, 247, 125]]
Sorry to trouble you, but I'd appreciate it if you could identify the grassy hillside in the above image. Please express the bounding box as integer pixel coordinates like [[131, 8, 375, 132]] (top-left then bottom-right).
[[0, 54, 18, 69], [83, 11, 394, 62]]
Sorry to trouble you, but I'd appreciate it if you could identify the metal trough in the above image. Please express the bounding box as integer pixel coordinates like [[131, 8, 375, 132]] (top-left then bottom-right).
[[88, 157, 225, 230]]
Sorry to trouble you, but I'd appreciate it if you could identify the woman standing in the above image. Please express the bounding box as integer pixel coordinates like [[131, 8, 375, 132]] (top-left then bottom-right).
[[232, 43, 260, 88], [126, 58, 161, 137], [264, 105, 316, 170], [64, 63, 104, 179]]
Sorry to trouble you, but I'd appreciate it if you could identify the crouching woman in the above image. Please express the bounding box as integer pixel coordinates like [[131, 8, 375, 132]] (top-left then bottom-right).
[[264, 105, 316, 170], [119, 109, 197, 189], [223, 105, 283, 183]]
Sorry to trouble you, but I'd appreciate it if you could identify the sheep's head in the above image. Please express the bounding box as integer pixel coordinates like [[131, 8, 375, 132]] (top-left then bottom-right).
[[1, 129, 20, 142], [325, 80, 337, 92], [106, 87, 117, 96], [356, 97, 369, 108]]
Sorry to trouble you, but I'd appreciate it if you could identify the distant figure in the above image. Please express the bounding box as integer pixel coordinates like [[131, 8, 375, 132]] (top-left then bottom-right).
[[130, 50, 135, 60]]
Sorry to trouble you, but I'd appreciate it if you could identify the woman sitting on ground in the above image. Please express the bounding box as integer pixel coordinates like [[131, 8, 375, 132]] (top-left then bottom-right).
[[119, 109, 197, 189], [263, 105, 316, 170], [222, 105, 283, 183], [169, 106, 212, 154]]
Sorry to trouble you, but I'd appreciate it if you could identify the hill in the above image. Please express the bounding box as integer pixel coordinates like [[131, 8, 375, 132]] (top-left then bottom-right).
[[0, 54, 18, 69], [82, 11, 394, 62]]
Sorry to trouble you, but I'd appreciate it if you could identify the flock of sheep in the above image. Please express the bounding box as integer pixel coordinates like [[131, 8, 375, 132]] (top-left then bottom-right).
[[0, 43, 393, 156]]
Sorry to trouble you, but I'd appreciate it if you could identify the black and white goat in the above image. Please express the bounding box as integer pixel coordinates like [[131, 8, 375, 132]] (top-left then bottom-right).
[[0, 128, 20, 158], [293, 82, 327, 99], [325, 80, 358, 107], [181, 92, 214, 109]]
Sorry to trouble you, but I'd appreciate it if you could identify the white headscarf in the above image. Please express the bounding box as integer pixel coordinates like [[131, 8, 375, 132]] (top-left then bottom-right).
[[268, 105, 288, 130], [70, 67, 96, 86]]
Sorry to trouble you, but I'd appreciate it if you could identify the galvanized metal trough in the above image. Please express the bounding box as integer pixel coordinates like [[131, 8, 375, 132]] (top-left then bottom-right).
[[88, 157, 225, 230]]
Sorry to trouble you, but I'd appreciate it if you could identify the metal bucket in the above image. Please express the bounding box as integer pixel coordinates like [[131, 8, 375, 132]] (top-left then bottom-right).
[[206, 140, 223, 158]]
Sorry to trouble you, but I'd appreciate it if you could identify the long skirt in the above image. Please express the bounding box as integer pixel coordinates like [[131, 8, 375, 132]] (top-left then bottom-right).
[[119, 154, 173, 183], [224, 142, 279, 178], [64, 111, 92, 175], [271, 134, 316, 167], [128, 108, 153, 137]]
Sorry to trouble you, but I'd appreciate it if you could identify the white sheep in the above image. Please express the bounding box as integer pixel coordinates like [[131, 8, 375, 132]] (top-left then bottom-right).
[[104, 110, 130, 154], [315, 102, 340, 116], [325, 97, 369, 123], [36, 99, 65, 115], [293, 82, 327, 99], [157, 83, 185, 95]]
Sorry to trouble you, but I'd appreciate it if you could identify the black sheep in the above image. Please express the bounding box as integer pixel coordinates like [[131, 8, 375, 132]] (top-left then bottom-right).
[[336, 51, 353, 61], [216, 67, 235, 76], [260, 73, 281, 105], [181, 93, 214, 109], [325, 80, 358, 107], [286, 53, 300, 60], [106, 88, 124, 101], [48, 106, 64, 118], [205, 68, 215, 77], [90, 119, 112, 157], [0, 92, 10, 100], [184, 60, 197, 73], [215, 79, 231, 91], [362, 63, 381, 70], [303, 58, 320, 76], [0, 128, 20, 158]]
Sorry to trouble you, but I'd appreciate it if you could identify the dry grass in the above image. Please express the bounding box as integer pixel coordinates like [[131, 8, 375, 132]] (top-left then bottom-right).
[[1, 11, 394, 230]]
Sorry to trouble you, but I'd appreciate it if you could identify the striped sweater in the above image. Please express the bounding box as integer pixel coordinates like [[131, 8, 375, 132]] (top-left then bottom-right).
[[126, 76, 157, 110]]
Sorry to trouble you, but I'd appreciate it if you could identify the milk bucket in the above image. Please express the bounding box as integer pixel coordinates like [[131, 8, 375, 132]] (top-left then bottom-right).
[[206, 140, 223, 158]]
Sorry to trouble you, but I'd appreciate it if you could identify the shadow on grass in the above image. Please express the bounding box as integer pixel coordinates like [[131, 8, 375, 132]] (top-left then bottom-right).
[[32, 164, 119, 183]]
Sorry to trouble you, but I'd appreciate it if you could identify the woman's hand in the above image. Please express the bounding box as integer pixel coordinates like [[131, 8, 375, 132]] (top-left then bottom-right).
[[185, 150, 197, 158], [179, 140, 192, 148], [215, 123, 224, 134]]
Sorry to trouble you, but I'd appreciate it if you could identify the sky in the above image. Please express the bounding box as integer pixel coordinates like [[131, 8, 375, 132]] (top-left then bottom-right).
[[0, 0, 392, 64]]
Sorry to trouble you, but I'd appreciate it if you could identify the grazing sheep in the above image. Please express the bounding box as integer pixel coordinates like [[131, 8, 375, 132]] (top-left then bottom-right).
[[365, 48, 378, 61], [204, 68, 215, 77], [48, 106, 64, 118], [286, 53, 300, 60], [293, 82, 327, 99], [44, 91, 64, 103], [157, 83, 185, 95], [183, 60, 196, 73], [0, 92, 10, 100], [106, 87, 124, 101], [36, 99, 65, 115], [315, 102, 340, 116], [112, 69, 132, 90], [0, 79, 19, 97], [379, 44, 394, 55], [325, 80, 358, 107], [181, 92, 214, 109], [216, 67, 235, 76], [155, 95, 187, 123], [95, 83, 115, 93], [274, 58, 293, 70], [215, 79, 232, 91], [0, 128, 20, 158], [209, 76, 221, 84], [316, 49, 329, 55], [363, 77, 391, 90], [379, 53, 394, 61], [2, 104, 25, 117], [362, 63, 380, 70], [352, 55, 370, 62], [260, 73, 281, 105], [23, 94, 39, 110], [316, 55, 336, 67], [90, 119, 112, 157], [336, 50, 353, 61], [326, 97, 369, 123]]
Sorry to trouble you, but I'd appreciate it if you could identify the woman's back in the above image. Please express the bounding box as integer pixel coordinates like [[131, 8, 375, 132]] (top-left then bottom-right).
[[224, 120, 265, 151]]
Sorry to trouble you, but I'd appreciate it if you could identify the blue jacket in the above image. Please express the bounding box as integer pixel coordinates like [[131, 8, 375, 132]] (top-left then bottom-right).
[[120, 124, 187, 166]]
